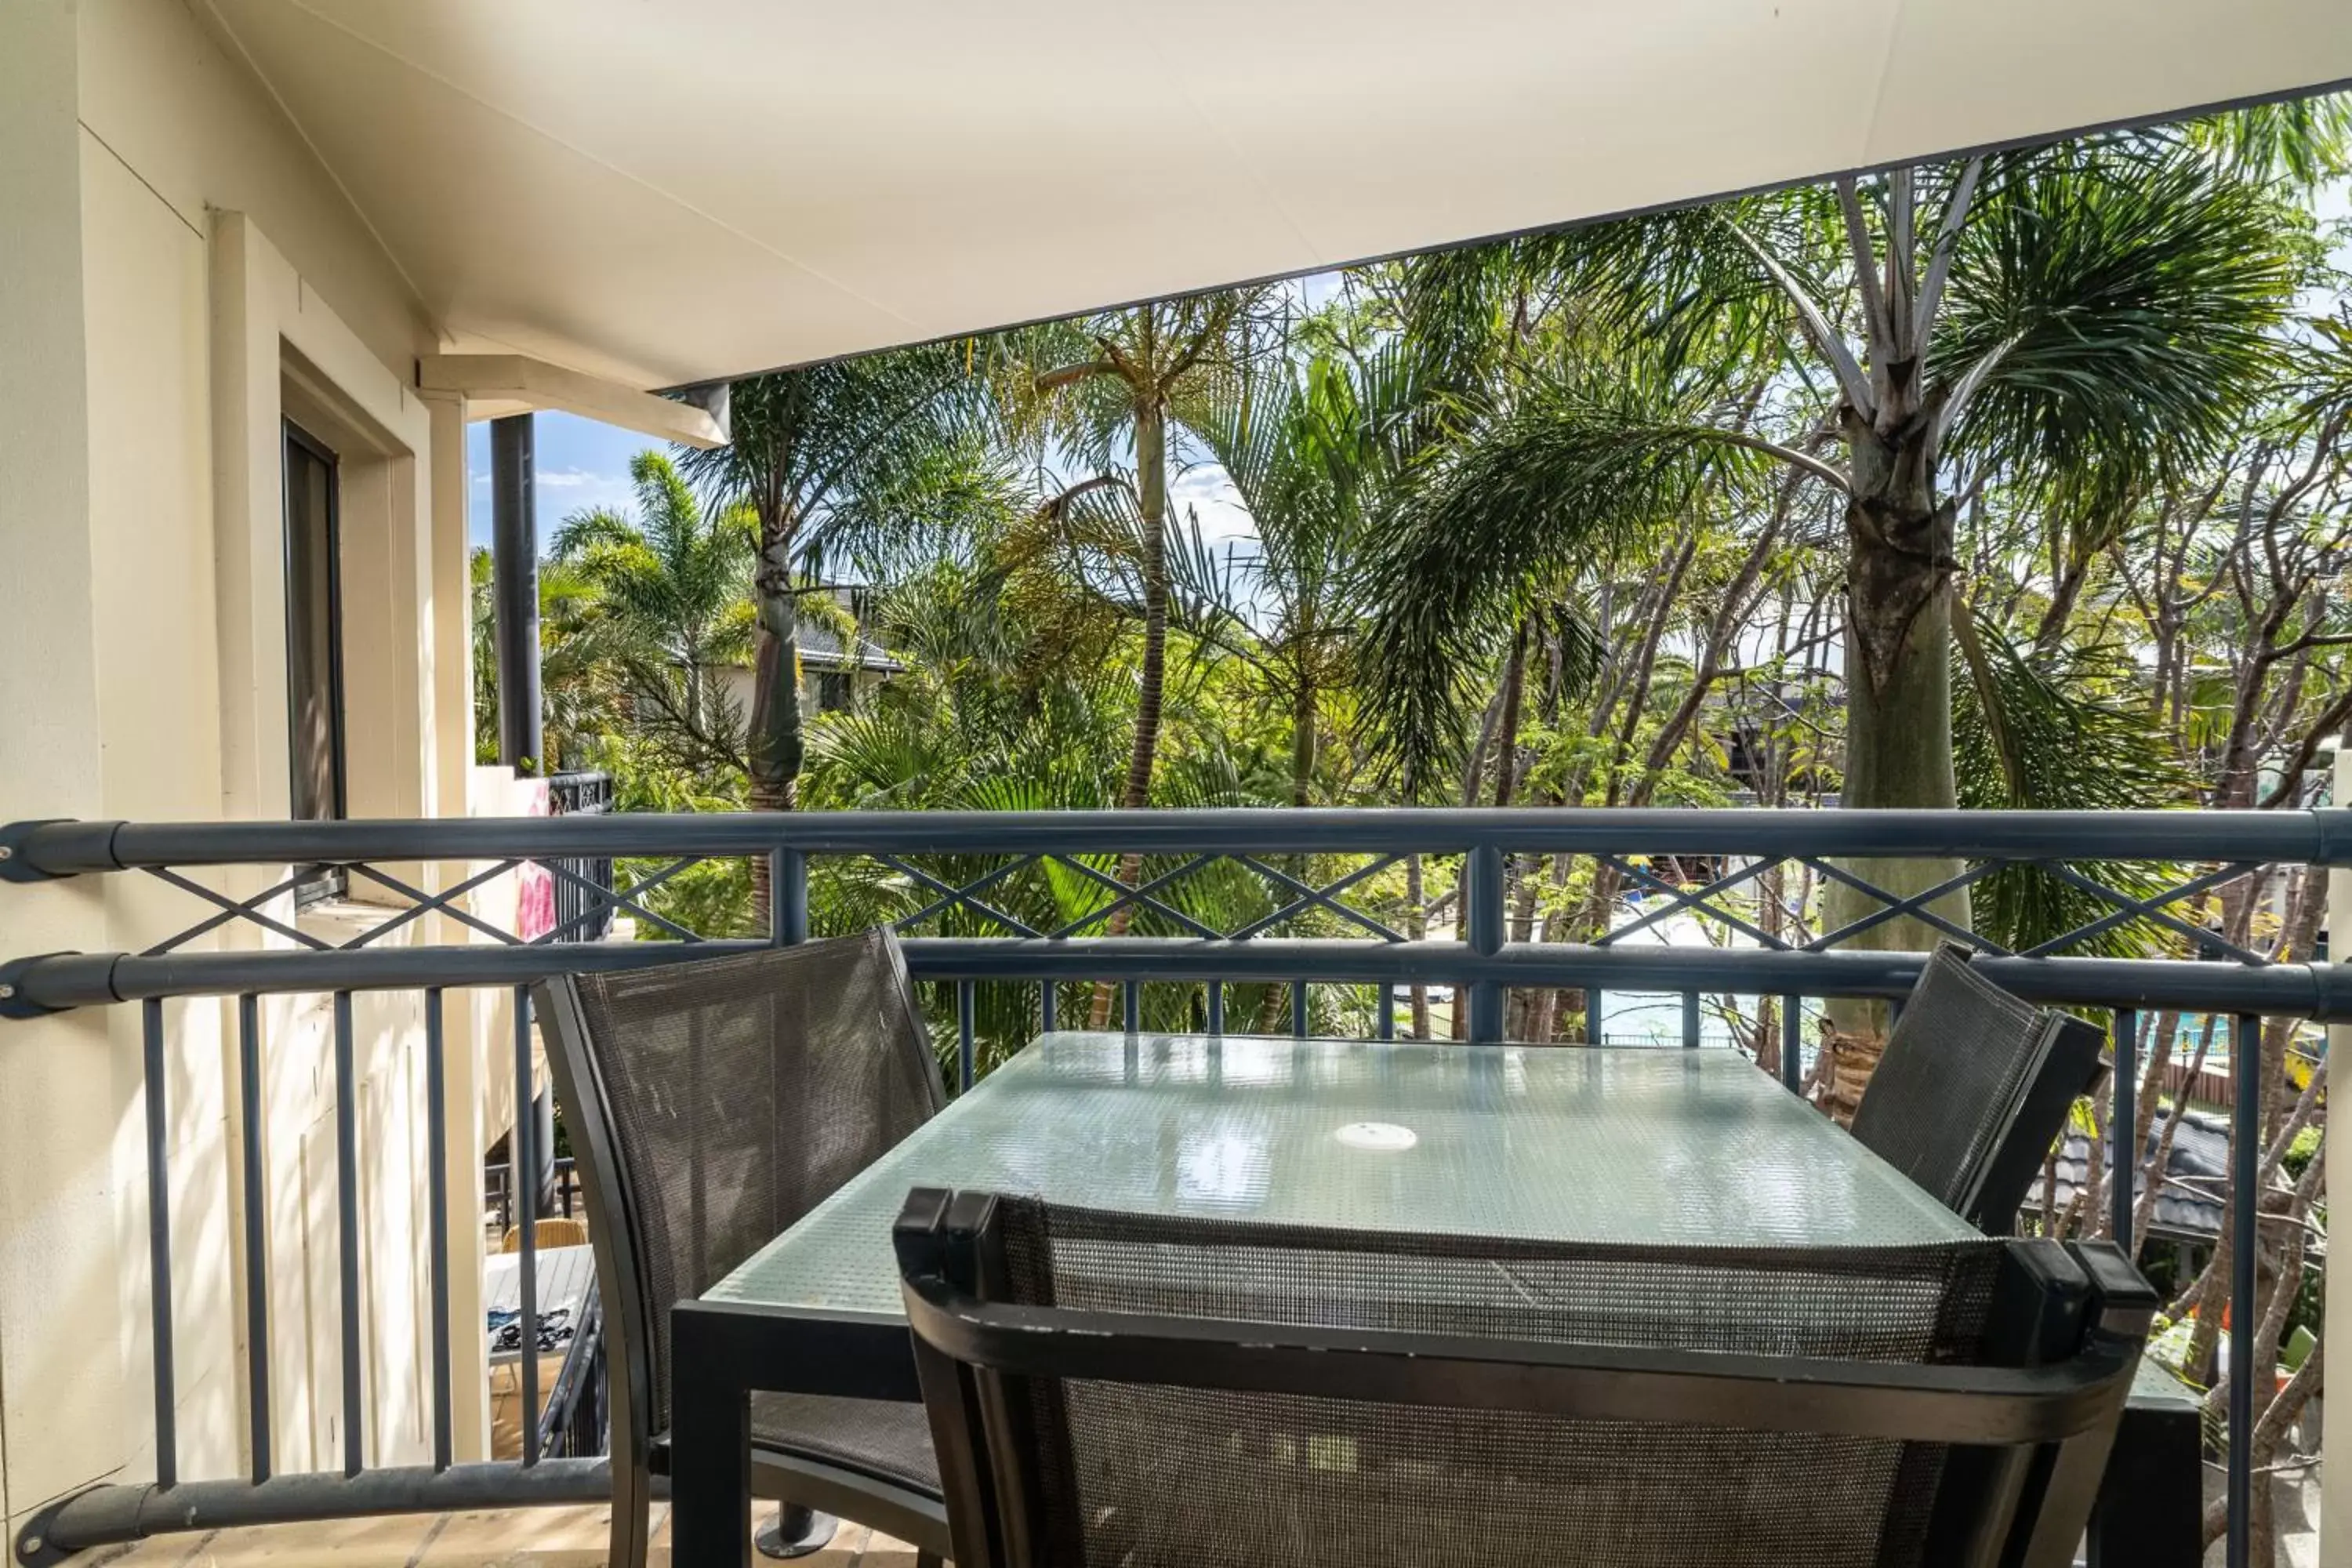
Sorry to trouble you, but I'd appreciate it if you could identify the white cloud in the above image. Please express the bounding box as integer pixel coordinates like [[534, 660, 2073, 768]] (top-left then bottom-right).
[[536, 467, 606, 488], [1170, 463, 1257, 545]]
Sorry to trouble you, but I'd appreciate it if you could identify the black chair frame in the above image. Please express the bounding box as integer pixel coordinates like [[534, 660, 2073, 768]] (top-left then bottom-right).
[[536, 946, 950, 1568], [1857, 942, 2110, 1235], [895, 1189, 2158, 1568]]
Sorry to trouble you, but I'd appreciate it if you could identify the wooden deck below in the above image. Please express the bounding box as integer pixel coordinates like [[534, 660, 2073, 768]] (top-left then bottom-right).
[[74, 1504, 920, 1567]]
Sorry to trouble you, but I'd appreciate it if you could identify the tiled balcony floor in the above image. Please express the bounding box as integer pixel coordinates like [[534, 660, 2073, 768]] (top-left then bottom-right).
[[78, 1504, 919, 1567]]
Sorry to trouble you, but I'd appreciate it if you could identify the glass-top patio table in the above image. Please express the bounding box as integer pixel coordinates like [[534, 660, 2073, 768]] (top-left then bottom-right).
[[667, 1031, 2187, 1566]]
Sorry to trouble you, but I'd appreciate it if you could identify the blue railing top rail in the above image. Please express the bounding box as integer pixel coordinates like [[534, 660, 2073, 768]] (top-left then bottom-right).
[[10, 938, 2349, 1019], [2, 804, 2347, 1018], [6, 804, 2352, 875]]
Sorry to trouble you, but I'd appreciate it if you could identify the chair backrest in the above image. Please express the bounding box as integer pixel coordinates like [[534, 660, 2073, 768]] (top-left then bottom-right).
[[895, 1191, 2154, 1568], [502, 1215, 590, 1253], [1849, 942, 2107, 1233], [535, 929, 942, 1448]]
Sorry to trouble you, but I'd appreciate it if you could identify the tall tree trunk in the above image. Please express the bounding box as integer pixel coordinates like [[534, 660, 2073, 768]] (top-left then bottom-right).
[[748, 531, 805, 935], [1289, 668, 1316, 809], [1826, 422, 1965, 1033], [1091, 397, 1170, 1028]]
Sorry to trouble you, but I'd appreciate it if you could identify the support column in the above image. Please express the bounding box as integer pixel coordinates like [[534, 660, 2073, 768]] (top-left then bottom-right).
[[490, 414, 542, 775], [2323, 748, 2350, 1563]]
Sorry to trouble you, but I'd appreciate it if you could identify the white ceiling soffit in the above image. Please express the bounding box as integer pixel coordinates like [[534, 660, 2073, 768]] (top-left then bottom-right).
[[204, 0, 2352, 391]]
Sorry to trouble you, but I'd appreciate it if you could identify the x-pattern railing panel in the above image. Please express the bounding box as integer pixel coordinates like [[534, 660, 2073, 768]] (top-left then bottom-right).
[[103, 837, 2292, 978], [885, 853, 1047, 937], [1593, 854, 1791, 950], [1229, 854, 1407, 942]]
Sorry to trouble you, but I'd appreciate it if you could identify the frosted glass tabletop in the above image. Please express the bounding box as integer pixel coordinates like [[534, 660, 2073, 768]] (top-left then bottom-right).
[[705, 1032, 1973, 1318]]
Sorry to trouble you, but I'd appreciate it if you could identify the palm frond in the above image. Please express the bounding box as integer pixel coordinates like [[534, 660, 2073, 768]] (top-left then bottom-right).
[[1355, 370, 1775, 779], [1953, 603, 2193, 955]]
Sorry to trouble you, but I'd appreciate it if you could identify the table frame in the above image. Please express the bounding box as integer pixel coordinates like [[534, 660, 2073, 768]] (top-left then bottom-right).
[[667, 1035, 2198, 1568]]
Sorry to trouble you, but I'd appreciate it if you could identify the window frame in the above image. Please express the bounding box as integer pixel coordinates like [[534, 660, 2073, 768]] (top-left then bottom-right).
[[281, 416, 350, 905]]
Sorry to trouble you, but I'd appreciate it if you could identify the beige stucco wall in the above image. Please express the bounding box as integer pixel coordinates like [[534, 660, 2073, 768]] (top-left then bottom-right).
[[0, 1, 124, 1536], [2, 0, 502, 1534]]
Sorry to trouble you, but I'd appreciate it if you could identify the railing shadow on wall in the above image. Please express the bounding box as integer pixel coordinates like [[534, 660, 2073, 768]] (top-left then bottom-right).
[[2, 804, 2348, 1565]]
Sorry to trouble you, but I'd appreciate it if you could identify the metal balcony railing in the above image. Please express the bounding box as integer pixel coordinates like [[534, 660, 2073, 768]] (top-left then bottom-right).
[[543, 769, 615, 945], [1, 804, 2346, 1566]]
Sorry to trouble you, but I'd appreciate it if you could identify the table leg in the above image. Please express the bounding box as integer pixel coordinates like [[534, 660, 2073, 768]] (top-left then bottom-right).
[[2089, 1401, 2201, 1568], [671, 1305, 753, 1568]]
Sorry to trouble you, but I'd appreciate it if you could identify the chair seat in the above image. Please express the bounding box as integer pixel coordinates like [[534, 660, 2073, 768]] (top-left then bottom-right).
[[750, 1392, 942, 1497]]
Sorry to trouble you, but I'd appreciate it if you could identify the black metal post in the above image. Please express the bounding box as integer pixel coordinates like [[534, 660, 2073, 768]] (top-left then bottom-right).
[[956, 979, 975, 1092], [1780, 996, 1804, 1091], [514, 986, 540, 1468], [1465, 843, 1504, 1041], [2110, 1009, 2137, 1250], [2226, 1011, 2259, 1568], [332, 993, 362, 1479], [490, 414, 542, 775], [237, 995, 270, 1483], [143, 1000, 176, 1490], [424, 989, 452, 1472]]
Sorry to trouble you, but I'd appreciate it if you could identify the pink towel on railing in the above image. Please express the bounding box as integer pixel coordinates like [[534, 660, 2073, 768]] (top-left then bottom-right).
[[514, 778, 556, 942]]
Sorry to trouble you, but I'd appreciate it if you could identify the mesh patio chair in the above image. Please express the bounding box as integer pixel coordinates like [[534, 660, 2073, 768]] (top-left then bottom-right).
[[1849, 942, 2108, 1234], [895, 1189, 2156, 1568], [535, 930, 950, 1568]]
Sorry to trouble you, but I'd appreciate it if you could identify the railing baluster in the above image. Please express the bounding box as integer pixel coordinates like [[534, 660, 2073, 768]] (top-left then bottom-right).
[[237, 994, 270, 1483], [956, 979, 976, 1091], [1206, 980, 1225, 1036], [143, 998, 177, 1490], [1376, 983, 1394, 1040], [1588, 988, 1607, 1046], [513, 985, 539, 1468], [2109, 1008, 2137, 1250], [2226, 1011, 2259, 1568], [424, 988, 452, 1472], [1465, 844, 1504, 1043], [1780, 995, 1802, 1092], [771, 847, 807, 945], [1681, 990, 1700, 1049], [1290, 980, 1308, 1039], [1039, 977, 1056, 1034], [332, 992, 362, 1478], [1122, 979, 1140, 1036]]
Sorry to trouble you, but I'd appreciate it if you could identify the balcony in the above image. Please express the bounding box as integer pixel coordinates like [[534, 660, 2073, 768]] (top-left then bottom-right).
[[0, 804, 2337, 1566]]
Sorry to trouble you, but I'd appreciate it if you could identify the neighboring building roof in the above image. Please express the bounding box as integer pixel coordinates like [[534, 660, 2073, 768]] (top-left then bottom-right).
[[797, 622, 902, 675], [198, 5, 2350, 388], [2034, 1111, 2289, 1243]]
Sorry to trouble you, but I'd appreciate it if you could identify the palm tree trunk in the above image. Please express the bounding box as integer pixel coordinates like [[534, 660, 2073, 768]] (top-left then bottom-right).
[[748, 551, 806, 935], [1290, 671, 1316, 808], [1825, 424, 1965, 1033], [1091, 397, 1170, 1028]]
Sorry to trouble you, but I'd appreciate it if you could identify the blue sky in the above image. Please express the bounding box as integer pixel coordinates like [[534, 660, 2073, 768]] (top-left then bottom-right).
[[465, 413, 652, 547], [463, 276, 1355, 554], [465, 407, 1268, 556]]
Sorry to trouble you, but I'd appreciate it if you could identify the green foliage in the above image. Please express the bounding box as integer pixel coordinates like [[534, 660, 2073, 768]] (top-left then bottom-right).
[[1953, 607, 2192, 954], [1940, 141, 2303, 524], [503, 93, 2352, 1090]]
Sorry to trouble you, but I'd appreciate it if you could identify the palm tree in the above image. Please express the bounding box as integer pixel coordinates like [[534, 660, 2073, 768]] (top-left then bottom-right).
[[1192, 333, 1423, 810], [470, 546, 602, 770], [1011, 293, 1273, 814], [1009, 296, 1277, 1022], [549, 451, 758, 779], [673, 345, 995, 818], [1362, 126, 2306, 975]]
